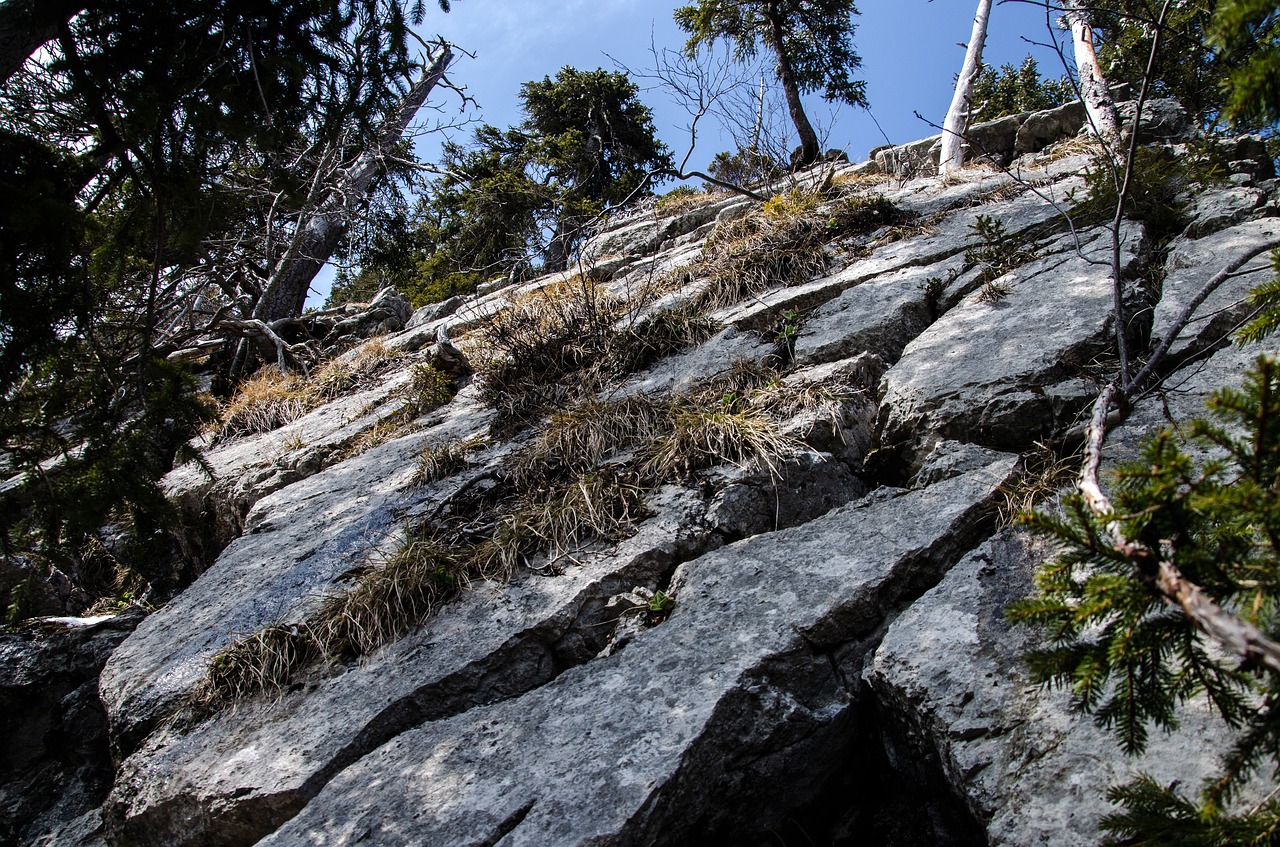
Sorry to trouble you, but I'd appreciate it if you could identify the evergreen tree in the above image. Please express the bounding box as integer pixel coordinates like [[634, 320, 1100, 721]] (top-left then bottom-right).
[[674, 0, 866, 168], [358, 66, 671, 305], [520, 67, 673, 270], [968, 56, 1073, 121], [1209, 0, 1280, 127], [0, 0, 457, 619]]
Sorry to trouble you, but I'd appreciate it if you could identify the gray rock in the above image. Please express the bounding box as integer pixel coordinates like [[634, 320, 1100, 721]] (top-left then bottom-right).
[[406, 295, 463, 329], [1, 612, 141, 846], [1151, 217, 1280, 362], [794, 257, 959, 367], [255, 454, 1017, 847], [867, 531, 1243, 847], [1015, 100, 1087, 155], [101, 396, 495, 756], [103, 487, 720, 847], [878, 224, 1147, 455], [1118, 97, 1194, 143], [1181, 184, 1267, 239], [962, 114, 1023, 167]]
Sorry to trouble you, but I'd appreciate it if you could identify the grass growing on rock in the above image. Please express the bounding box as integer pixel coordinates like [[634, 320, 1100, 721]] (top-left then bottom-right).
[[215, 369, 311, 441], [413, 435, 488, 486], [196, 360, 848, 709], [475, 275, 720, 429], [213, 337, 426, 442], [684, 189, 915, 313]]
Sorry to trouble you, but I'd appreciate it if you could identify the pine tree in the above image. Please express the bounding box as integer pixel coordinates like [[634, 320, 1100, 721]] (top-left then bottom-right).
[[674, 0, 866, 168]]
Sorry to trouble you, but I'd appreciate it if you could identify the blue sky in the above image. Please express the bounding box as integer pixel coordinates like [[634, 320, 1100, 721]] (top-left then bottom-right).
[[310, 0, 1073, 306]]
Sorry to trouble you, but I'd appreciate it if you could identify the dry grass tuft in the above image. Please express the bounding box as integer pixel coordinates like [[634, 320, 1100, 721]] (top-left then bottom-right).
[[215, 369, 311, 441], [642, 395, 803, 481], [606, 308, 721, 375], [997, 440, 1079, 527], [413, 435, 488, 486], [655, 185, 723, 217], [516, 395, 668, 481], [311, 337, 399, 403], [832, 170, 891, 189], [482, 473, 647, 572], [687, 191, 913, 313], [197, 624, 318, 705], [312, 533, 471, 657]]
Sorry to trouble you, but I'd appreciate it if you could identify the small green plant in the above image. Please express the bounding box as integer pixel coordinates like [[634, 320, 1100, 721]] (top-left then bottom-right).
[[1071, 146, 1188, 242], [404, 363, 455, 417], [965, 214, 1036, 302], [647, 589, 676, 623], [1010, 355, 1280, 843], [774, 308, 801, 359]]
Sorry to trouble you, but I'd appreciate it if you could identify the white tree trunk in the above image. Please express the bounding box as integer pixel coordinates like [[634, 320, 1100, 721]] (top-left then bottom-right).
[[940, 0, 993, 176], [1062, 0, 1120, 140], [253, 45, 454, 321]]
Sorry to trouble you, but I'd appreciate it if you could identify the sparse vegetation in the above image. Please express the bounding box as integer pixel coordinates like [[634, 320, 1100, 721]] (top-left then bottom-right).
[[1011, 355, 1280, 842], [965, 213, 1037, 302], [215, 370, 312, 441], [413, 435, 487, 486], [199, 360, 846, 707], [214, 338, 418, 442], [655, 185, 721, 217], [1071, 146, 1188, 242], [686, 190, 914, 312]]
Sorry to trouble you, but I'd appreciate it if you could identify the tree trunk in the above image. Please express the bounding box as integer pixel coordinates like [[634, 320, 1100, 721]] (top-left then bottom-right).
[[939, 0, 993, 176], [253, 45, 453, 322], [763, 1, 819, 168], [1062, 0, 1120, 139], [0, 0, 87, 85]]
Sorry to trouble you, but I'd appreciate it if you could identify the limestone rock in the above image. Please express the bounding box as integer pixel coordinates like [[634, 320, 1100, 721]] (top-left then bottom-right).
[[255, 455, 1016, 847], [877, 224, 1147, 456], [1, 613, 141, 846], [867, 532, 1242, 847], [1151, 217, 1280, 362]]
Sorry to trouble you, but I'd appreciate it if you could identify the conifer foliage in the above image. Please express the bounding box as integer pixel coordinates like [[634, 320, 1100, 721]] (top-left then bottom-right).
[[1010, 354, 1280, 842], [0, 0, 455, 620]]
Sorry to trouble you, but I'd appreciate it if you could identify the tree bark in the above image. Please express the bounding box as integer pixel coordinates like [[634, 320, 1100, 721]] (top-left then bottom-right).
[[1062, 0, 1120, 139], [940, 0, 993, 176], [763, 0, 819, 168], [0, 0, 87, 85], [253, 45, 453, 322]]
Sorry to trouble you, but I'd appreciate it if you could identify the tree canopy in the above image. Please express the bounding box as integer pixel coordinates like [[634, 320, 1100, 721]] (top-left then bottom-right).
[[342, 65, 671, 306], [674, 0, 866, 167], [0, 0, 456, 619]]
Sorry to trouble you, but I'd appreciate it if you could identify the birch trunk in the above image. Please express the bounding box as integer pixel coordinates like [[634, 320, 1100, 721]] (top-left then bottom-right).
[[253, 45, 454, 321], [939, 0, 993, 176], [1062, 0, 1120, 140]]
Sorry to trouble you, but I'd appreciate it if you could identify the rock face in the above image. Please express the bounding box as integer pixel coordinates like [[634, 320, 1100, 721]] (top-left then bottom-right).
[[13, 117, 1280, 847], [1, 612, 142, 846]]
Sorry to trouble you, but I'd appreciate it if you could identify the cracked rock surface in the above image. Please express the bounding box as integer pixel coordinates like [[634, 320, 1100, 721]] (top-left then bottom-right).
[[25, 120, 1280, 847]]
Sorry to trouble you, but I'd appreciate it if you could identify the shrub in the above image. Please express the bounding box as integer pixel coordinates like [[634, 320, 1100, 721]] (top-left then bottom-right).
[[964, 213, 1037, 302]]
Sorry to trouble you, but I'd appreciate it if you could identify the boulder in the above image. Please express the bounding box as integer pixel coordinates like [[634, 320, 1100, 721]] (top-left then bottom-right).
[[867, 532, 1244, 847], [1, 612, 141, 846], [1015, 100, 1086, 155], [1151, 217, 1280, 363]]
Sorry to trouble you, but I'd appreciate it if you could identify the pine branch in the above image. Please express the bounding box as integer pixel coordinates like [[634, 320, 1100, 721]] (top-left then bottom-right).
[[1079, 385, 1280, 676]]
